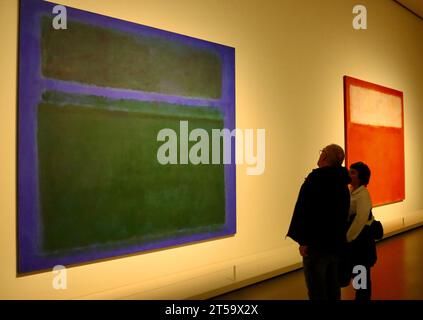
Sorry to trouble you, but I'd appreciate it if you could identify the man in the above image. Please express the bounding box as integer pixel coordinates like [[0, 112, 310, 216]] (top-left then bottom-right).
[[287, 144, 351, 300]]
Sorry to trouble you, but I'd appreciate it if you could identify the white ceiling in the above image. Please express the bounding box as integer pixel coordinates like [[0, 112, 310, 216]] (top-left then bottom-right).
[[395, 0, 423, 20]]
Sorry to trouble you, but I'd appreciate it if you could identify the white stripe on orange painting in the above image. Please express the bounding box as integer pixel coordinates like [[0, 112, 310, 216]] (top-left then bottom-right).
[[350, 85, 402, 128]]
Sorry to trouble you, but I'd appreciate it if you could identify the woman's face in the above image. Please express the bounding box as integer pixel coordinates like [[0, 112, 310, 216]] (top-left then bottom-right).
[[349, 168, 361, 188]]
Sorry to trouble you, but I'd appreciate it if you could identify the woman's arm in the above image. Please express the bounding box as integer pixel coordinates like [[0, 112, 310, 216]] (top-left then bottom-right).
[[346, 189, 372, 242]]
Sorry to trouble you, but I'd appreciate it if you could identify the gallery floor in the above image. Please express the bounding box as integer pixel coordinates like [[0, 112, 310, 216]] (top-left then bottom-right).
[[214, 226, 423, 300]]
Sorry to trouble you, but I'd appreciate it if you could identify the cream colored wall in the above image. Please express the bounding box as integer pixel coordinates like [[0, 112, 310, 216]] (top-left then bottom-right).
[[1, 0, 422, 299]]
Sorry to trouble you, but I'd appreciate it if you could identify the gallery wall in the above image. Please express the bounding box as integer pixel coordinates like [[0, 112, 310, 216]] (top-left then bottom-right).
[[1, 0, 422, 299]]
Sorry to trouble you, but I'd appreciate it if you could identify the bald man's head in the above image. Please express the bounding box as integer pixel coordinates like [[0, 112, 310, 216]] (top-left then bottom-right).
[[318, 144, 345, 167]]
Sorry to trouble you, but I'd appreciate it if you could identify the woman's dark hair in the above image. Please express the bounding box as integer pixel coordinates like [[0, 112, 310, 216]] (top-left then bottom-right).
[[350, 161, 371, 186]]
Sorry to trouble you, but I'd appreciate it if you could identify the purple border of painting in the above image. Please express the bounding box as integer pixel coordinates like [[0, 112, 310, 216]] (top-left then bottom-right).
[[18, 0, 236, 274]]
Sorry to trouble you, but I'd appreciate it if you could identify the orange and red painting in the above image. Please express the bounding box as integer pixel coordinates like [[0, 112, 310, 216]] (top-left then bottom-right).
[[344, 76, 405, 206]]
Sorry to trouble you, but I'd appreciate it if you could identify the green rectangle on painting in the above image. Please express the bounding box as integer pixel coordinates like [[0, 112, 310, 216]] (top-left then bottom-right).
[[41, 17, 222, 99], [37, 94, 226, 253]]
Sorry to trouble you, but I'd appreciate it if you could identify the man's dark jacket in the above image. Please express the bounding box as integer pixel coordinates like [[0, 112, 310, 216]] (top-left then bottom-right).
[[287, 166, 351, 254]]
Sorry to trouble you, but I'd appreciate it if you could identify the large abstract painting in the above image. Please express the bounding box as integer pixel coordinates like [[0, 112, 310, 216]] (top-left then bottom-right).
[[344, 76, 404, 206], [18, 0, 235, 274]]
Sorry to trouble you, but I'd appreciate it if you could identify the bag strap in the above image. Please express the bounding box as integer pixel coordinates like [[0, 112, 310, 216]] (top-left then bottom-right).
[[368, 209, 374, 221]]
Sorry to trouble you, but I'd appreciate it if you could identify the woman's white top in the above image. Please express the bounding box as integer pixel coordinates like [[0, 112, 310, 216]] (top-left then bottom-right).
[[346, 185, 373, 242]]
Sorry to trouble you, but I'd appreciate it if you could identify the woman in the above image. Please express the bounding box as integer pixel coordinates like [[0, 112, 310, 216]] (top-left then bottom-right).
[[346, 161, 377, 300]]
